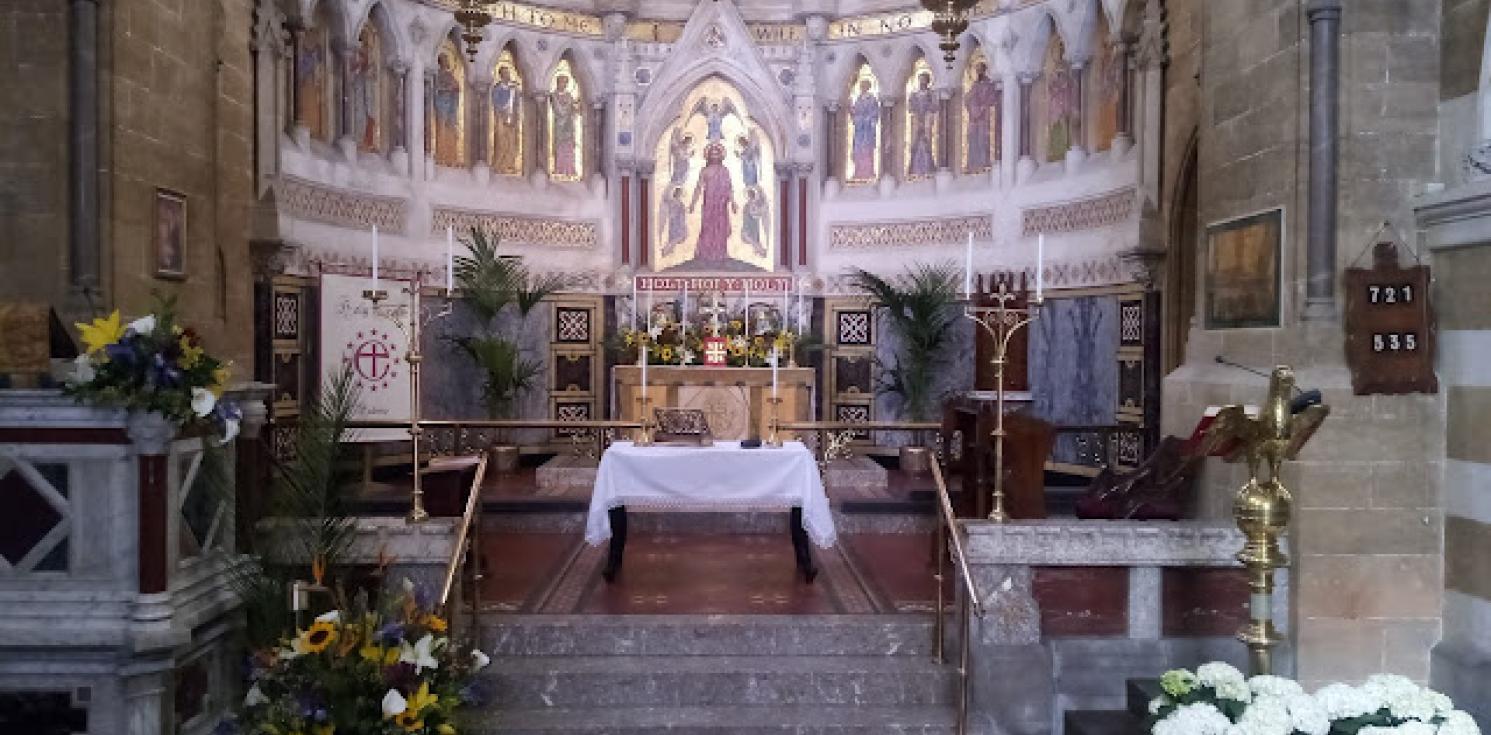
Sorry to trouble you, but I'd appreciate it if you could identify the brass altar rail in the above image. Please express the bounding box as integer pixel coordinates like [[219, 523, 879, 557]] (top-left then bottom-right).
[[438, 454, 489, 637], [779, 421, 942, 466], [346, 418, 644, 460], [930, 457, 984, 735]]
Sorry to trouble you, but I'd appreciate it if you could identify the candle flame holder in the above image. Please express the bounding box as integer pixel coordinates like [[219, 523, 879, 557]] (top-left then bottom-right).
[[764, 397, 784, 448], [963, 282, 1042, 522]]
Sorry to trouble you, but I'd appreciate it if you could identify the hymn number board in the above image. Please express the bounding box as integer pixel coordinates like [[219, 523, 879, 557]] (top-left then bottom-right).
[[1343, 243, 1437, 395]]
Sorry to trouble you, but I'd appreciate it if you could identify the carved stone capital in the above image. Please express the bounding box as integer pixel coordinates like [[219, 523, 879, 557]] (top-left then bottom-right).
[[1134, 0, 1168, 69]]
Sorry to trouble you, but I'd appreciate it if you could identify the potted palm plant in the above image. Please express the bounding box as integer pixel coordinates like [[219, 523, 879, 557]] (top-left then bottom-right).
[[451, 227, 570, 473], [846, 263, 960, 472]]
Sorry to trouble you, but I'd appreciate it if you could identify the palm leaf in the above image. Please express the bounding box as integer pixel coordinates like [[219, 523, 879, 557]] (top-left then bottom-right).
[[846, 263, 961, 421]]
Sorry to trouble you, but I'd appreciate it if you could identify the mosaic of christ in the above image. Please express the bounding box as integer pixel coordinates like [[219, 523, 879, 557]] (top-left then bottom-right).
[[652, 78, 776, 273]]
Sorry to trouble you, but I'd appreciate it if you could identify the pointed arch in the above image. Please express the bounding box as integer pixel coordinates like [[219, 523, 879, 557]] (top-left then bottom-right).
[[904, 55, 939, 180], [547, 55, 585, 181], [844, 58, 884, 185], [489, 43, 525, 176]]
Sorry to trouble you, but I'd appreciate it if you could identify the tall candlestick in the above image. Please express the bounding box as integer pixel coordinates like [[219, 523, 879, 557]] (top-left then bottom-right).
[[1036, 233, 1045, 301], [445, 226, 454, 291], [771, 347, 779, 399], [963, 231, 973, 298], [371, 225, 380, 290]]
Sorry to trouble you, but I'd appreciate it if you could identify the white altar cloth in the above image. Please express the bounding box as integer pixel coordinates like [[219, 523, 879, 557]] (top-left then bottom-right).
[[583, 441, 837, 548]]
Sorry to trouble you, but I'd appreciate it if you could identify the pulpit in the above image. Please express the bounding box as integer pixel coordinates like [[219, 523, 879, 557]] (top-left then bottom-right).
[[942, 393, 1053, 519], [614, 366, 814, 440]]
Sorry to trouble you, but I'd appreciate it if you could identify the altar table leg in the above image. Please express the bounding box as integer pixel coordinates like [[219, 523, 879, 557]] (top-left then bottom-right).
[[603, 507, 628, 582], [790, 507, 818, 583]]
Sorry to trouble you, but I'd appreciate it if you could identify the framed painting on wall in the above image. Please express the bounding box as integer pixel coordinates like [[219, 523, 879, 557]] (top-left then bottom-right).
[[1204, 208, 1282, 329], [154, 189, 187, 280]]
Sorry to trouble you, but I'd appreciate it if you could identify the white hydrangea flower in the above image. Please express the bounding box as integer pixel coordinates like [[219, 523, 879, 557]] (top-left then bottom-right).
[[1284, 692, 1330, 735], [1359, 723, 1436, 735], [1315, 683, 1377, 720], [1197, 662, 1247, 688], [1439, 710, 1483, 735], [1148, 695, 1169, 715], [1154, 702, 1234, 735], [1215, 678, 1253, 703], [1247, 675, 1304, 700], [1235, 696, 1291, 735], [1428, 690, 1455, 715]]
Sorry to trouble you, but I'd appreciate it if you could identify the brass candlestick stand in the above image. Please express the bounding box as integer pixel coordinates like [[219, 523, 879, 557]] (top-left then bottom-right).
[[1208, 365, 1328, 675], [633, 394, 656, 446], [963, 283, 1042, 522], [364, 276, 454, 523], [764, 396, 784, 447]]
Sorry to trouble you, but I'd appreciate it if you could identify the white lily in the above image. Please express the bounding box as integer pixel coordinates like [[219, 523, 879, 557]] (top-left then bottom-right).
[[471, 649, 491, 671], [400, 633, 440, 672], [315, 610, 340, 623], [381, 688, 408, 718], [128, 314, 156, 336], [243, 683, 268, 707], [190, 387, 216, 418], [215, 418, 240, 446]]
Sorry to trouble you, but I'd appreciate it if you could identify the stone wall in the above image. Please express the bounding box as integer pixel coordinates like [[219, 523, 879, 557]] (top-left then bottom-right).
[[1161, 0, 1446, 690], [0, 2, 70, 307], [106, 0, 257, 367], [1441, 0, 1488, 101]]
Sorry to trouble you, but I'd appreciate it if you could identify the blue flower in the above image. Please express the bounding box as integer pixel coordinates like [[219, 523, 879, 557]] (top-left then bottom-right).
[[378, 622, 405, 646]]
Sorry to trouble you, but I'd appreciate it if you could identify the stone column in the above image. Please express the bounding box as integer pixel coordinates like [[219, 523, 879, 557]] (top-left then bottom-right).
[[471, 78, 491, 169], [287, 21, 307, 136], [1016, 74, 1036, 181], [1067, 62, 1087, 160], [1304, 0, 1343, 322], [880, 97, 898, 183], [423, 69, 435, 167], [333, 39, 356, 158], [251, 0, 288, 194], [69, 0, 100, 301], [1134, 0, 1167, 204], [1000, 74, 1019, 186], [593, 100, 607, 181], [824, 103, 839, 182], [637, 162, 653, 267], [937, 88, 953, 173], [777, 162, 794, 269], [794, 163, 813, 267], [390, 60, 410, 173], [532, 91, 550, 177], [1113, 40, 1134, 153], [618, 162, 633, 266]]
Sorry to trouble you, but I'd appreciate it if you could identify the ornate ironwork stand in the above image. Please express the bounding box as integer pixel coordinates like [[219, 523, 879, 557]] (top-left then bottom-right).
[[764, 397, 784, 447], [633, 394, 656, 446], [963, 284, 1042, 521], [364, 276, 454, 523]]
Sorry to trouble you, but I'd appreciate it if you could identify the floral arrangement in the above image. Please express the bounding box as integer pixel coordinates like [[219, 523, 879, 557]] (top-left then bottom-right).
[[1147, 662, 1481, 735], [67, 304, 241, 442], [617, 318, 796, 368], [233, 579, 489, 735]]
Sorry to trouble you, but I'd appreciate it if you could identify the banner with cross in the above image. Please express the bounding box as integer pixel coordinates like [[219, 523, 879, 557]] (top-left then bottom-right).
[[320, 273, 412, 441]]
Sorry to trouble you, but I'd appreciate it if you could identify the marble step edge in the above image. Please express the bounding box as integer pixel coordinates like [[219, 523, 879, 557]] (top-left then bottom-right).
[[465, 704, 957, 733], [482, 653, 956, 675], [481, 614, 938, 658], [480, 509, 935, 534]]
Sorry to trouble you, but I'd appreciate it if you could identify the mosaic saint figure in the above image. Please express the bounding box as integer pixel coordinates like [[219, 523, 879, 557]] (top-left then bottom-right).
[[963, 59, 999, 173], [692, 97, 737, 142], [433, 49, 464, 166], [849, 77, 881, 182], [741, 186, 769, 257], [550, 73, 580, 179], [350, 26, 380, 151], [296, 27, 328, 139], [491, 59, 522, 175], [689, 143, 735, 263], [737, 132, 761, 188], [906, 69, 938, 178], [1090, 14, 1123, 152], [668, 127, 695, 186], [661, 186, 689, 256], [1042, 38, 1073, 163]]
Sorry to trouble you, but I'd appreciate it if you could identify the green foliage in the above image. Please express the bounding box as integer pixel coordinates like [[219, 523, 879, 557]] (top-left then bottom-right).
[[846, 263, 961, 421], [451, 227, 572, 419]]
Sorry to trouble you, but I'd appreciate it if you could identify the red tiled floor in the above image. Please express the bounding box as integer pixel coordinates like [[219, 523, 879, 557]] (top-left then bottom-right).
[[478, 532, 583, 612], [843, 534, 943, 612], [579, 534, 837, 615]]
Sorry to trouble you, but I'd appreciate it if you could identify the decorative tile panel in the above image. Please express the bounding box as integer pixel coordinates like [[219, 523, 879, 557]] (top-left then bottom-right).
[[1119, 358, 1144, 412], [0, 459, 69, 573], [834, 355, 873, 394], [1120, 302, 1143, 346], [555, 307, 592, 343], [553, 353, 594, 393], [828, 214, 994, 250], [274, 175, 408, 232], [836, 310, 872, 345], [433, 207, 599, 250], [553, 400, 592, 438], [1115, 429, 1143, 469], [273, 292, 300, 341], [1021, 187, 1136, 235]]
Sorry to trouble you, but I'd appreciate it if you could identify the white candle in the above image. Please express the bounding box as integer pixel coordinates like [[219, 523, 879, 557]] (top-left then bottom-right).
[[642, 287, 651, 388], [797, 280, 805, 333], [371, 225, 380, 290], [771, 347, 779, 398], [445, 226, 454, 291], [963, 231, 973, 298], [782, 288, 789, 334], [682, 283, 688, 338], [631, 277, 638, 329], [1036, 232, 1045, 301], [744, 280, 752, 335]]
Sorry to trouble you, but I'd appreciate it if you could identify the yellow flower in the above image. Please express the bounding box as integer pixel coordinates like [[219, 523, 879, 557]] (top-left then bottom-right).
[[424, 614, 448, 633], [297, 621, 338, 654], [179, 335, 204, 369], [395, 682, 440, 732], [394, 711, 424, 731], [730, 319, 744, 332], [76, 311, 124, 355], [211, 365, 231, 397], [659, 346, 674, 363], [361, 644, 400, 665], [437, 725, 457, 735]]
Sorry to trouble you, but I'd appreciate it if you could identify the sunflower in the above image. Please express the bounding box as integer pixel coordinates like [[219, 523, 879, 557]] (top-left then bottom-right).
[[393, 710, 424, 731], [394, 682, 439, 732], [659, 346, 675, 363], [360, 644, 400, 665], [297, 621, 338, 654], [424, 614, 448, 633]]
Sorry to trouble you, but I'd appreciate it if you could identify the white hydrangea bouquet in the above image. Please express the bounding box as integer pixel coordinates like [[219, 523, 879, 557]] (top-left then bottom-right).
[[1146, 662, 1481, 735]]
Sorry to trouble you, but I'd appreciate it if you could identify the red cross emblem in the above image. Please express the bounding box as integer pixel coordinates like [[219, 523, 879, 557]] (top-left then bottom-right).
[[703, 336, 728, 366], [344, 329, 400, 392]]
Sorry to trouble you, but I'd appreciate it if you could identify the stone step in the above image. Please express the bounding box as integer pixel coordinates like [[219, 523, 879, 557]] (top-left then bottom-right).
[[1063, 710, 1142, 735], [481, 654, 958, 708], [481, 508, 935, 535], [482, 614, 938, 658], [468, 704, 957, 733]]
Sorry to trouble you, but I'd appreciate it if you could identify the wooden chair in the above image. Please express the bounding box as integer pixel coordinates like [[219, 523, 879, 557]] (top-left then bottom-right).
[[1073, 436, 1203, 520]]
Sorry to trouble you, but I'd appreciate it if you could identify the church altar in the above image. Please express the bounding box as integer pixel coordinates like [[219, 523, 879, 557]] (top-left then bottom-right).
[[613, 365, 814, 441]]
